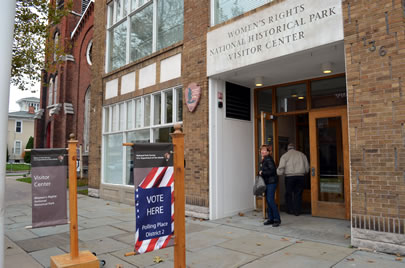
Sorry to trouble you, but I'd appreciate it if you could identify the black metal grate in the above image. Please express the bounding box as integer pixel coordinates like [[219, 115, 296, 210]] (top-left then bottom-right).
[[225, 82, 251, 121]]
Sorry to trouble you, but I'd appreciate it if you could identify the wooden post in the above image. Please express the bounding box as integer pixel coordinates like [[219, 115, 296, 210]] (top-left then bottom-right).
[[68, 134, 79, 259], [171, 124, 185, 268], [50, 134, 99, 267]]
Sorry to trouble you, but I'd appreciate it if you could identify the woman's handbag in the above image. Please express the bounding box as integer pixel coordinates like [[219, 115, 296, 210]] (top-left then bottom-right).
[[253, 175, 266, 196]]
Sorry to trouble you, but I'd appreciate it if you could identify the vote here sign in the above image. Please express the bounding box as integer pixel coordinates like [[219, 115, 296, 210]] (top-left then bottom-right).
[[133, 143, 174, 254], [136, 187, 171, 240]]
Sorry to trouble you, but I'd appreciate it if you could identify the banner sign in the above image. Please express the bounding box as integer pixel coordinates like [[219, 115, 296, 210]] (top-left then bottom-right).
[[31, 149, 68, 228], [133, 143, 174, 254]]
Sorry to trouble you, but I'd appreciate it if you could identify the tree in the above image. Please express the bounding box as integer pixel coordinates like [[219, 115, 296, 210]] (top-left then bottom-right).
[[24, 136, 34, 163], [12, 0, 71, 91]]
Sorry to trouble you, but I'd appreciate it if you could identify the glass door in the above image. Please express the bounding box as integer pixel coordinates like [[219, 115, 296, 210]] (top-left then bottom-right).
[[309, 107, 350, 219], [259, 111, 278, 218]]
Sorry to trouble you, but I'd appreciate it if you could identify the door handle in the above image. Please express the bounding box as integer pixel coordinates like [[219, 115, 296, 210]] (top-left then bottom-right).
[[311, 167, 315, 177]]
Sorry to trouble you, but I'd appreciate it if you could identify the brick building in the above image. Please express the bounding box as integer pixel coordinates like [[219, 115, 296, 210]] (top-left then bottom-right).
[[90, 0, 405, 254], [35, 0, 94, 173]]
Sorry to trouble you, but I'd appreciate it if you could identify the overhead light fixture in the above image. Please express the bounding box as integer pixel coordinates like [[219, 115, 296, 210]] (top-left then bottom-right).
[[321, 62, 332, 74], [255, 76, 263, 87], [291, 93, 298, 98], [298, 96, 305, 100]]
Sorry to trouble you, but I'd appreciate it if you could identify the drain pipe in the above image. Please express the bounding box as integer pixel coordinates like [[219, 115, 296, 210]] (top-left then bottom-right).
[[0, 1, 17, 267]]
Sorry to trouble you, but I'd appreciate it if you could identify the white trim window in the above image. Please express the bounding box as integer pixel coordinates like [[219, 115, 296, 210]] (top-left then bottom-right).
[[53, 75, 58, 104], [86, 40, 93, 65], [84, 88, 91, 154], [106, 0, 184, 72], [102, 86, 183, 185], [48, 78, 54, 106], [53, 31, 59, 62], [14, 140, 22, 155], [15, 120, 22, 133], [211, 0, 274, 26]]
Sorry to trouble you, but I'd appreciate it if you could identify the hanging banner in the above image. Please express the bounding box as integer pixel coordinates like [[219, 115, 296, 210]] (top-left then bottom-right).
[[31, 149, 68, 228], [133, 143, 174, 254]]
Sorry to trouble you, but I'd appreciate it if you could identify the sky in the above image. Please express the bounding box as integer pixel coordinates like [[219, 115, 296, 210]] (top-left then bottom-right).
[[8, 82, 40, 112]]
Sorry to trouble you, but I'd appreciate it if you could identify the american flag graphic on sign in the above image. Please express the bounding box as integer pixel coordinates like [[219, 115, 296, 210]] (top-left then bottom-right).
[[132, 143, 174, 254]]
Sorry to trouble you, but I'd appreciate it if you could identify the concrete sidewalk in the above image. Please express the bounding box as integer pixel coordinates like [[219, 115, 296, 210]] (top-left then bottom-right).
[[4, 176, 405, 267]]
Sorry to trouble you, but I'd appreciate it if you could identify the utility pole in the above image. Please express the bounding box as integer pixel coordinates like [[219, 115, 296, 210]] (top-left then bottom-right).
[[0, 1, 17, 267]]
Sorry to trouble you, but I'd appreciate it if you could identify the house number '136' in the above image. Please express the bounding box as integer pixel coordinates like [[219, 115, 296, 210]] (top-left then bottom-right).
[[362, 37, 387, 56]]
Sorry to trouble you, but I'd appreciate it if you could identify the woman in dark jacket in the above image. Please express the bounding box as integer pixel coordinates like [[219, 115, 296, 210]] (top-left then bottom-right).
[[259, 144, 281, 227]]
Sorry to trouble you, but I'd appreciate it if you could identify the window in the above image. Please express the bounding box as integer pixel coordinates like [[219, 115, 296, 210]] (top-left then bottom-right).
[[48, 78, 54, 106], [157, 0, 183, 51], [311, 77, 347, 109], [15, 121, 22, 133], [83, 88, 91, 153], [130, 4, 153, 62], [276, 83, 307, 113], [153, 93, 161, 125], [106, 0, 184, 72], [212, 0, 274, 25], [86, 40, 93, 65], [165, 90, 173, 124], [53, 75, 58, 104], [102, 86, 183, 186], [176, 87, 183, 122], [14, 141, 22, 155], [257, 88, 272, 114], [104, 133, 123, 184], [53, 32, 59, 62]]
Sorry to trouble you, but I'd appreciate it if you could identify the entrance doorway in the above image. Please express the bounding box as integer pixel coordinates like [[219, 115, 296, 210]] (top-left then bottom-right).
[[255, 75, 350, 220], [309, 107, 349, 219]]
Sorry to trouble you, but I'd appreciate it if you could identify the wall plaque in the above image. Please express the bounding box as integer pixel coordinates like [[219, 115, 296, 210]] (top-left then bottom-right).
[[207, 0, 343, 76], [185, 83, 201, 112]]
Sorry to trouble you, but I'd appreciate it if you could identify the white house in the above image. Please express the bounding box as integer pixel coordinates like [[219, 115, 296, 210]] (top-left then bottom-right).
[[8, 97, 40, 163]]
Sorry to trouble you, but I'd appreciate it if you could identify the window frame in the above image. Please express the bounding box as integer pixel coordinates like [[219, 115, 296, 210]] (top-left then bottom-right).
[[15, 120, 22, 133], [101, 85, 183, 186], [53, 31, 60, 62], [105, 0, 183, 72], [83, 88, 91, 154], [48, 77, 54, 107], [86, 40, 93, 66], [53, 75, 58, 104], [14, 140, 22, 155]]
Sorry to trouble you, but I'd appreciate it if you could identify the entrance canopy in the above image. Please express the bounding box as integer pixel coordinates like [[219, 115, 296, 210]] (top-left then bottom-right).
[[210, 41, 345, 88]]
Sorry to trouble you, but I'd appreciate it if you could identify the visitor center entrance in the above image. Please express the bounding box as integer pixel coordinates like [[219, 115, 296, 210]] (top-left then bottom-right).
[[255, 74, 350, 220]]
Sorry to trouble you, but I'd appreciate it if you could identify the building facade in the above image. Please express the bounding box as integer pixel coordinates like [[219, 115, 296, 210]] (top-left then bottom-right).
[[35, 0, 94, 175], [8, 97, 39, 163], [90, 0, 405, 254]]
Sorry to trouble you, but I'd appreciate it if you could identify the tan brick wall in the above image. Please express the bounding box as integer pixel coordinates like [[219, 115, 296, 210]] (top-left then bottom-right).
[[88, 0, 107, 190], [182, 0, 210, 208], [343, 0, 405, 233]]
